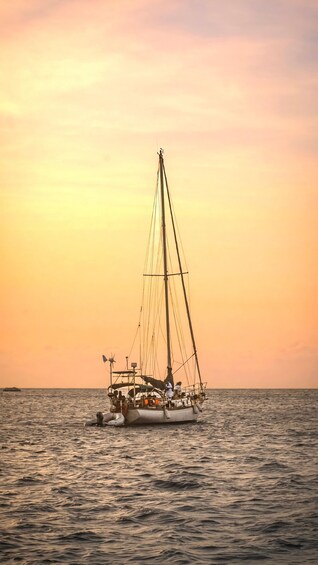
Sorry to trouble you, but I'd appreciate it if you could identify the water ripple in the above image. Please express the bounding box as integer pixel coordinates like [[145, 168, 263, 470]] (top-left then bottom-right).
[[0, 388, 317, 564]]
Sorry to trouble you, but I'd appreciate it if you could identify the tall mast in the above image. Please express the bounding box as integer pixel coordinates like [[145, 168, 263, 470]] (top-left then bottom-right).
[[158, 149, 172, 382], [163, 165, 204, 390]]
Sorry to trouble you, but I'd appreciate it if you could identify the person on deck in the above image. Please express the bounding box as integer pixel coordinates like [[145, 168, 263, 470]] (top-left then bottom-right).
[[174, 382, 182, 397], [165, 382, 173, 406]]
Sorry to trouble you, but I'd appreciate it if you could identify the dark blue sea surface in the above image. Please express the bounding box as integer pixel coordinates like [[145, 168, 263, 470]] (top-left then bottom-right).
[[0, 389, 317, 564]]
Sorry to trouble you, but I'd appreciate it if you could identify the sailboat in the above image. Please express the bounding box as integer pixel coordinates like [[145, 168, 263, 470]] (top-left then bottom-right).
[[87, 150, 206, 427]]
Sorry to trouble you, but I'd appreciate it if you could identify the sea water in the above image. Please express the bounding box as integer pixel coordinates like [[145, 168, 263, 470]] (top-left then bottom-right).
[[0, 389, 317, 564]]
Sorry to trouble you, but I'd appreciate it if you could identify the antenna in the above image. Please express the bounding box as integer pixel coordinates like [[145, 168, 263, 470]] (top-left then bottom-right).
[[102, 354, 115, 388]]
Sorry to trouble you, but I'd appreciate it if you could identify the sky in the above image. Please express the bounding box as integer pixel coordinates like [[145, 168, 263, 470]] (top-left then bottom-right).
[[1, 0, 317, 388]]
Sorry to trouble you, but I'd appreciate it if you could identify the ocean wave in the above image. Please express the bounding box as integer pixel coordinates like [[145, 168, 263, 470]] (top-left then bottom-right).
[[0, 388, 317, 564]]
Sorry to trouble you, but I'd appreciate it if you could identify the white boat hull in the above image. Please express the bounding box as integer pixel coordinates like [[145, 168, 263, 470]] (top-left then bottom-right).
[[125, 405, 201, 425]]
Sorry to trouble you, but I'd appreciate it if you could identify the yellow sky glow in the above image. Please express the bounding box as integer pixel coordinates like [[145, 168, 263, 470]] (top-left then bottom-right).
[[1, 0, 317, 388]]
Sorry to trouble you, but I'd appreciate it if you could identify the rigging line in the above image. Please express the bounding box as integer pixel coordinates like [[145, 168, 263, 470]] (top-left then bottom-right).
[[166, 177, 189, 273], [168, 268, 183, 354], [169, 280, 191, 386], [143, 168, 160, 274], [153, 176, 161, 271], [143, 273, 154, 373], [142, 280, 149, 364], [143, 282, 164, 374], [140, 279, 147, 370], [143, 213, 163, 374], [157, 284, 167, 346], [173, 353, 196, 375], [143, 273, 155, 374], [129, 300, 144, 360], [149, 198, 159, 281], [166, 236, 190, 369], [169, 286, 181, 375], [172, 300, 185, 366], [154, 283, 164, 342], [148, 202, 158, 299], [128, 320, 141, 359], [146, 195, 162, 332], [154, 230, 163, 280], [144, 203, 160, 367], [167, 187, 193, 384], [170, 254, 188, 353], [150, 315, 162, 380], [165, 219, 191, 385], [163, 163, 203, 389], [146, 280, 167, 379], [159, 150, 172, 375], [143, 272, 188, 277], [150, 332, 156, 376], [141, 170, 160, 372], [144, 177, 160, 339], [168, 238, 192, 387], [153, 301, 164, 378], [154, 298, 164, 379]]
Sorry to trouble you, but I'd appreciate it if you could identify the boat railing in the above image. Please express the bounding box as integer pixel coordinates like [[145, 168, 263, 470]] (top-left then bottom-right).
[[173, 382, 207, 399], [108, 374, 207, 400]]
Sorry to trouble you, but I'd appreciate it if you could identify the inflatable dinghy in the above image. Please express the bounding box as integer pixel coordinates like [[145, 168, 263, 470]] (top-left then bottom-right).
[[85, 411, 125, 427], [105, 413, 125, 426]]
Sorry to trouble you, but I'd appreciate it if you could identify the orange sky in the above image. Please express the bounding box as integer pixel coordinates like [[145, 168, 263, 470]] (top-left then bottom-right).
[[1, 0, 317, 388]]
